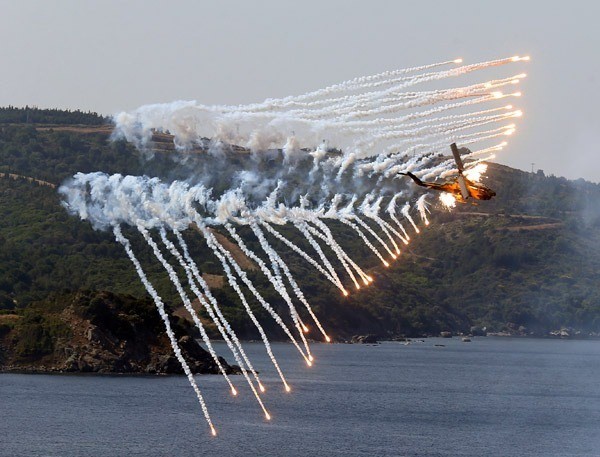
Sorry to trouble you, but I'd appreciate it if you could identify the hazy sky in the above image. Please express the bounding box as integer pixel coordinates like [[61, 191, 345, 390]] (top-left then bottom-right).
[[1, 0, 599, 181]]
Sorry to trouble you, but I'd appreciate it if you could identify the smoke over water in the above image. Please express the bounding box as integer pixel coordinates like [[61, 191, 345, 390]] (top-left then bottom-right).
[[59, 55, 528, 434]]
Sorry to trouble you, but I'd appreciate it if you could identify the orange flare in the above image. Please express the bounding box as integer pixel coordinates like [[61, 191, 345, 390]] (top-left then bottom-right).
[[325, 335, 331, 343], [211, 426, 217, 436], [454, 58, 463, 64], [265, 412, 272, 421], [232, 387, 238, 396], [259, 383, 266, 393]]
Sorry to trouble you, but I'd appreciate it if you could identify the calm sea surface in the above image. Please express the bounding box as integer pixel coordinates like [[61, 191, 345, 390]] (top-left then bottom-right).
[[1, 337, 599, 457]]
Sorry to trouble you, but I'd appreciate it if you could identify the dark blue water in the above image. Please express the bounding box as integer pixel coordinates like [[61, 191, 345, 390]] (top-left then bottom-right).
[[1, 338, 599, 457]]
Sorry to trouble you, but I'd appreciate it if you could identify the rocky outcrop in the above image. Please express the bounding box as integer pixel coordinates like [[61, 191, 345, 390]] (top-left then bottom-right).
[[350, 334, 379, 344], [470, 326, 487, 337], [0, 291, 240, 375]]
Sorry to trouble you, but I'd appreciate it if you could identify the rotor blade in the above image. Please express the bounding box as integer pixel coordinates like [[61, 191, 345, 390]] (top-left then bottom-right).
[[450, 143, 465, 172]]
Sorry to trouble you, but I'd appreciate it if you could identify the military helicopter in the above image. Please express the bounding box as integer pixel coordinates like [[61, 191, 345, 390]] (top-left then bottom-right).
[[400, 143, 496, 203]]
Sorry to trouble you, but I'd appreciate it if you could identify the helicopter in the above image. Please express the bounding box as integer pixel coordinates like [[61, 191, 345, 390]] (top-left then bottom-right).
[[399, 143, 496, 203]]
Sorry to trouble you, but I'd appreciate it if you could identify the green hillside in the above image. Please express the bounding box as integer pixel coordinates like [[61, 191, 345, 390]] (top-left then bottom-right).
[[1, 107, 600, 342]]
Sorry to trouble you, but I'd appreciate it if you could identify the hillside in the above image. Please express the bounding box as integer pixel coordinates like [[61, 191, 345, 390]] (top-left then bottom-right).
[[1, 107, 600, 345], [0, 290, 239, 374]]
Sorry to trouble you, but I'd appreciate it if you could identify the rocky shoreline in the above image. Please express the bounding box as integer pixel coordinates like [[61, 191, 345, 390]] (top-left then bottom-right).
[[3, 290, 597, 376], [342, 324, 600, 345], [0, 334, 240, 375], [0, 291, 240, 375]]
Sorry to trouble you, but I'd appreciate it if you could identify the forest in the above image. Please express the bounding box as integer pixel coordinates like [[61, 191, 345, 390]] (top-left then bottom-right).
[[1, 107, 600, 346]]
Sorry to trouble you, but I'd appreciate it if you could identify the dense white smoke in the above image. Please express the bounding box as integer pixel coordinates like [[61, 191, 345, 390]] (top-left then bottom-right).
[[60, 55, 528, 434]]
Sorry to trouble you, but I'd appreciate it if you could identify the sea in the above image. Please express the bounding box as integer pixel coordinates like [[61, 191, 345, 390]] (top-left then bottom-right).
[[1, 337, 599, 457]]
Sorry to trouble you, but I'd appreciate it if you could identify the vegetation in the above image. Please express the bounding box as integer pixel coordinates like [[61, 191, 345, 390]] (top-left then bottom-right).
[[0, 106, 108, 125], [1, 107, 600, 343], [11, 301, 72, 358], [0, 290, 224, 373]]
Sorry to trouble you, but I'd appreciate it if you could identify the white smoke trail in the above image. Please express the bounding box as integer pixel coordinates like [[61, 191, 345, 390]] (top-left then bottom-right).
[[402, 202, 420, 234], [337, 217, 389, 267], [303, 221, 361, 290], [350, 110, 520, 163], [159, 228, 273, 417], [112, 55, 527, 177], [225, 59, 463, 112], [360, 195, 401, 255], [361, 196, 410, 247], [139, 226, 237, 393], [249, 222, 331, 341], [173, 229, 266, 392], [387, 195, 411, 242], [113, 225, 217, 436], [350, 215, 396, 260], [416, 195, 430, 226], [194, 221, 292, 393], [309, 218, 372, 285], [224, 223, 313, 361], [206, 229, 311, 366], [261, 221, 344, 292], [293, 221, 347, 294]]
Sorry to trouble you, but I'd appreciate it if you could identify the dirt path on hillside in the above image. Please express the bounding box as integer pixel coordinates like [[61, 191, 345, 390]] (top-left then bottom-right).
[[0, 172, 56, 189]]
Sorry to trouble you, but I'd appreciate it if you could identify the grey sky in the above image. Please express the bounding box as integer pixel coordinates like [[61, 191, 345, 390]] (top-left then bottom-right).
[[1, 0, 599, 181]]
